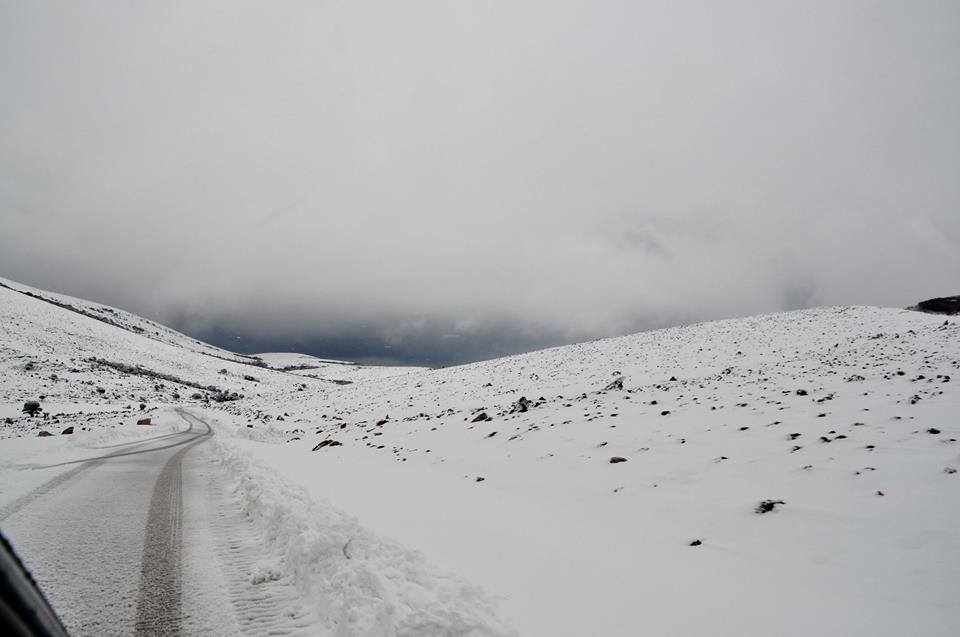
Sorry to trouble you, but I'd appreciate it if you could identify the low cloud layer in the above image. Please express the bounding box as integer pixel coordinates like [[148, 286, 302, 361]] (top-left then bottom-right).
[[2, 1, 959, 364]]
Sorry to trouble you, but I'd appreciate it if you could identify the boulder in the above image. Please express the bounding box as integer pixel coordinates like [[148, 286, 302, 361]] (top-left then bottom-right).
[[510, 397, 531, 414], [61, 426, 74, 435], [914, 295, 960, 315], [604, 377, 624, 391], [755, 499, 785, 514]]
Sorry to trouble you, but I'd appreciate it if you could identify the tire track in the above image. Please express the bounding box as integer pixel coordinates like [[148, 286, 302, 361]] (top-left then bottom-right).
[[133, 411, 211, 636], [0, 418, 198, 523], [0, 459, 102, 523], [204, 471, 316, 636]]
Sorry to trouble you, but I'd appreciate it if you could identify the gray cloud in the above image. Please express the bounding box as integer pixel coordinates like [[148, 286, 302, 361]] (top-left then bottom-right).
[[2, 1, 959, 365]]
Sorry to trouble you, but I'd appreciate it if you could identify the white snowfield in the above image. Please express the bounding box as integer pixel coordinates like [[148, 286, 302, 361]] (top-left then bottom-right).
[[0, 278, 958, 636]]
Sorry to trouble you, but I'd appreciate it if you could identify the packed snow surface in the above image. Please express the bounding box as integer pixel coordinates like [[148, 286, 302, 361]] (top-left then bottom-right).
[[1, 278, 958, 635]]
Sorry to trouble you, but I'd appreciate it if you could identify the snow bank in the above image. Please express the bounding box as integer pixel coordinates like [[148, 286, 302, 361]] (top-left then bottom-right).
[[209, 431, 516, 637]]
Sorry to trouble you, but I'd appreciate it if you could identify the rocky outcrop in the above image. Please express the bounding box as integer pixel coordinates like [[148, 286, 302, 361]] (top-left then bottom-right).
[[911, 296, 960, 315]]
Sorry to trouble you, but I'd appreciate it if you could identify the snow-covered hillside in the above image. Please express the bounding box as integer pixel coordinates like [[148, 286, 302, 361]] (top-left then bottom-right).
[[1, 278, 958, 636], [0, 279, 420, 423]]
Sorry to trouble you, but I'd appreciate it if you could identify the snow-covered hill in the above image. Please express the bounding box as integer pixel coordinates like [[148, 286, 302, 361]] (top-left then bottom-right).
[[1, 278, 958, 636], [0, 278, 420, 424]]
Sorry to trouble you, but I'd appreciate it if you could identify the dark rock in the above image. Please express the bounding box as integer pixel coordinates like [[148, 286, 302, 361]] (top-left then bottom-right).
[[604, 377, 624, 391], [914, 295, 960, 315], [210, 391, 241, 403], [689, 539, 702, 546], [471, 412, 491, 423], [609, 456, 628, 464], [475, 476, 485, 482], [61, 426, 74, 435], [37, 430, 52, 437], [22, 401, 42, 416], [243, 375, 259, 382], [795, 389, 808, 396], [755, 499, 785, 514], [927, 428, 942, 434], [510, 397, 531, 413], [660, 410, 671, 416]]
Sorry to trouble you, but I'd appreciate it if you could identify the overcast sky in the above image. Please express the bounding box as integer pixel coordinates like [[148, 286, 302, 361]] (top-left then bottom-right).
[[1, 1, 958, 365]]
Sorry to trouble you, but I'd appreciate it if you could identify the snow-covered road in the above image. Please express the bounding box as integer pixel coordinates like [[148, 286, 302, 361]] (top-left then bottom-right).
[[1, 411, 208, 635], [1, 412, 247, 636]]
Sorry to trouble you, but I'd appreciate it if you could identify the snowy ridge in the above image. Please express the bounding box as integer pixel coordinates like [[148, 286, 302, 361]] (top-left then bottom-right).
[[0, 276, 257, 365], [0, 282, 419, 420], [254, 352, 423, 383]]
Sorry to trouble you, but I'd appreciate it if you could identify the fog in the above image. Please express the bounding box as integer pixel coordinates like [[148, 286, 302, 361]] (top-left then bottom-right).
[[2, 1, 958, 364]]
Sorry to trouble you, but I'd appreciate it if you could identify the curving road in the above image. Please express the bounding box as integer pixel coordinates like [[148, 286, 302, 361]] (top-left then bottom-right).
[[0, 410, 212, 636]]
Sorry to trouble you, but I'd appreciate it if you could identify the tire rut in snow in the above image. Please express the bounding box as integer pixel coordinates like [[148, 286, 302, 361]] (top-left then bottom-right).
[[1, 418, 201, 524], [134, 419, 211, 636], [205, 474, 316, 636], [0, 460, 102, 523]]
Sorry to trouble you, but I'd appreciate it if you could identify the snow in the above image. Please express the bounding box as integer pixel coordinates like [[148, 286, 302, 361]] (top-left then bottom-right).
[[254, 352, 424, 383], [1, 277, 958, 635], [208, 413, 515, 636]]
